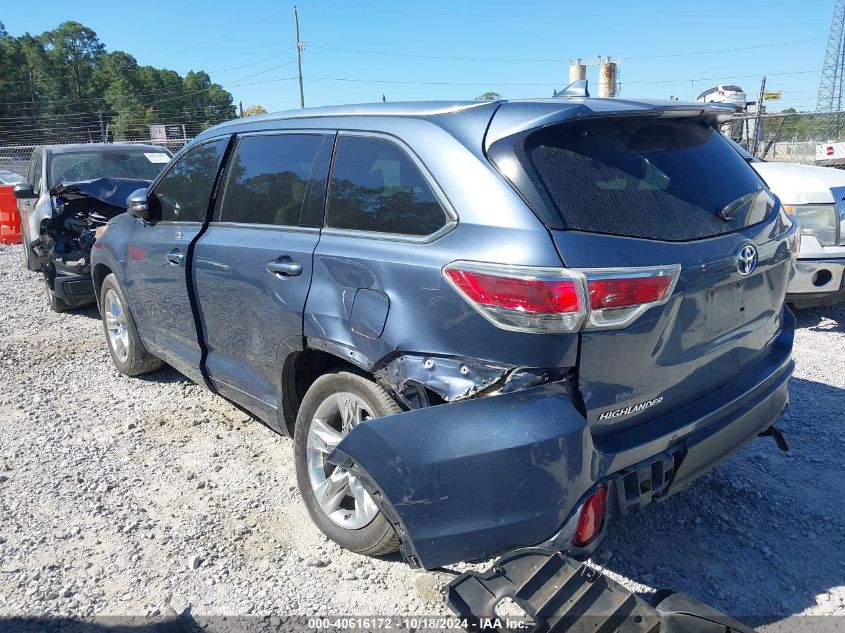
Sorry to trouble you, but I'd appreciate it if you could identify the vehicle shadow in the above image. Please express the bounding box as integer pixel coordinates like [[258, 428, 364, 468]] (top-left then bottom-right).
[[70, 305, 101, 320], [0, 613, 318, 632], [132, 365, 192, 387], [791, 303, 845, 331], [595, 376, 845, 627], [0, 616, 182, 633]]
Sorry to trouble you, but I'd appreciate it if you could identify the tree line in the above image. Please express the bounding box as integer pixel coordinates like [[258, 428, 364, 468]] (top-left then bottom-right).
[[0, 20, 236, 145]]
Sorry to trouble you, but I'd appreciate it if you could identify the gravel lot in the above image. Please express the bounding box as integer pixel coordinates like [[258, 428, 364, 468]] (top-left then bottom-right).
[[1, 241, 843, 630]]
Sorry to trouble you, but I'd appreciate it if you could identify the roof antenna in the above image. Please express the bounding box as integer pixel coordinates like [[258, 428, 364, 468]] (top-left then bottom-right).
[[554, 79, 589, 98]]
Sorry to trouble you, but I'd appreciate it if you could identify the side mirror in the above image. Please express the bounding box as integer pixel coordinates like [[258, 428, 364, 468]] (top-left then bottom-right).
[[127, 188, 152, 220], [13, 182, 37, 200]]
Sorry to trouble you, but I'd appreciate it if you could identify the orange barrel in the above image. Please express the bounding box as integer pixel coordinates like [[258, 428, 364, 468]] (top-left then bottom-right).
[[0, 185, 22, 245]]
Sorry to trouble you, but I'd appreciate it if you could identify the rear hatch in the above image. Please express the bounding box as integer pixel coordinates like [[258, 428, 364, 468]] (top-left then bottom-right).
[[486, 101, 798, 435]]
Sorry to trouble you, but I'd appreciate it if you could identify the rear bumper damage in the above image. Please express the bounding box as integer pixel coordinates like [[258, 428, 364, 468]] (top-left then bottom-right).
[[446, 548, 756, 632], [330, 316, 794, 570]]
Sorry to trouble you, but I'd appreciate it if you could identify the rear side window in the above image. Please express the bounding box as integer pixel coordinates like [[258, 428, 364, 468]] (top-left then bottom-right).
[[217, 134, 322, 226], [500, 118, 770, 241], [326, 136, 449, 236], [151, 139, 228, 223]]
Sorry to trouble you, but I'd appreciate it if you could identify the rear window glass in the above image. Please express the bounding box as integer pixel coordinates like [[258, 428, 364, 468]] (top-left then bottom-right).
[[511, 118, 771, 241]]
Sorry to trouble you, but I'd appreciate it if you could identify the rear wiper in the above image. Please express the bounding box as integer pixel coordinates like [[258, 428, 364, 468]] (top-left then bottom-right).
[[716, 189, 762, 222]]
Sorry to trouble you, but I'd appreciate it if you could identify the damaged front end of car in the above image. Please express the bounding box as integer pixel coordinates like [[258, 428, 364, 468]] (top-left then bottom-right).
[[33, 177, 150, 310]]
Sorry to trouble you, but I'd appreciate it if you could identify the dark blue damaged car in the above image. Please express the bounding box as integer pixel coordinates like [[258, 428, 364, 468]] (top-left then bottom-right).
[[91, 93, 800, 570]]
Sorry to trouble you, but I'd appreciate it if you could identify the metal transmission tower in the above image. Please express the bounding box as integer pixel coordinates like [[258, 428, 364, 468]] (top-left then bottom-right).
[[817, 0, 845, 139]]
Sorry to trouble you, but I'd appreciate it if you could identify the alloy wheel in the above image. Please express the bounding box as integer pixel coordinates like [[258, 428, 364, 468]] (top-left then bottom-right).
[[104, 289, 130, 364], [306, 392, 380, 529]]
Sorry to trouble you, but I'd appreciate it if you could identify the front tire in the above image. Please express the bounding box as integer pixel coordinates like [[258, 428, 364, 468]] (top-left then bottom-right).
[[294, 371, 401, 556], [44, 276, 69, 313], [99, 273, 163, 376], [21, 225, 40, 272]]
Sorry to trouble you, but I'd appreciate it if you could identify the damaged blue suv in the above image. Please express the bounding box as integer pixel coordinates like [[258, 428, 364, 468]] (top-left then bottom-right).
[[91, 93, 799, 570]]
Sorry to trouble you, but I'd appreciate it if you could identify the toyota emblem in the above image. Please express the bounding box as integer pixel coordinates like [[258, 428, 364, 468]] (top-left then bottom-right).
[[736, 244, 758, 276]]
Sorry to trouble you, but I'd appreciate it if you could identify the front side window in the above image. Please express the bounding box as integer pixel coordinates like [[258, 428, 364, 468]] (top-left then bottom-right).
[[217, 134, 321, 226], [326, 136, 448, 236], [150, 139, 228, 223]]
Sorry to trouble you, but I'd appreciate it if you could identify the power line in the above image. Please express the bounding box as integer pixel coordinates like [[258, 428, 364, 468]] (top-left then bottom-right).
[[284, 69, 820, 89], [300, 0, 811, 21], [307, 36, 826, 64], [204, 46, 296, 73]]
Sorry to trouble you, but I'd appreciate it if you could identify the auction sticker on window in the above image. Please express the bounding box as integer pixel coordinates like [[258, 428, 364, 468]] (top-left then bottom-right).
[[144, 152, 171, 163]]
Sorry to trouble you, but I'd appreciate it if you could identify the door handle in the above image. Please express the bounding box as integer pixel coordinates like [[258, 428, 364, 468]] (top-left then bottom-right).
[[266, 258, 303, 277], [165, 250, 185, 265]]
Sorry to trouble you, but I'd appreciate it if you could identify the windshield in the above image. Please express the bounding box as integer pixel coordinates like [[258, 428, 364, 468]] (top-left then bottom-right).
[[492, 117, 772, 241], [49, 150, 170, 185]]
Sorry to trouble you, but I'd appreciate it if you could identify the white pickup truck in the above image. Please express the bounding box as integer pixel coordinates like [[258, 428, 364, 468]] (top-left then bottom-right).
[[731, 140, 845, 308]]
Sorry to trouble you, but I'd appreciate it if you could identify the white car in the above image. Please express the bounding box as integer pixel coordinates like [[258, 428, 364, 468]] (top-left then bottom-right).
[[730, 140, 845, 308], [0, 169, 24, 185], [695, 85, 747, 107]]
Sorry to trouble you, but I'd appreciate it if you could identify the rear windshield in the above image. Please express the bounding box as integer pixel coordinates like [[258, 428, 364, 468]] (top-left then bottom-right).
[[49, 150, 170, 185], [499, 118, 772, 241]]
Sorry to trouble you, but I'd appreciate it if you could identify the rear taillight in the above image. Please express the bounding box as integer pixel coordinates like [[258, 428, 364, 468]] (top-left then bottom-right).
[[443, 263, 586, 332], [582, 267, 679, 329], [573, 486, 607, 547], [443, 261, 679, 333]]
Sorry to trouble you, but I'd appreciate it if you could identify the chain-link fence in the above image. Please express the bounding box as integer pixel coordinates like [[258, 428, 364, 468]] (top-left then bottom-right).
[[0, 138, 190, 180], [5, 110, 845, 180], [722, 111, 845, 166]]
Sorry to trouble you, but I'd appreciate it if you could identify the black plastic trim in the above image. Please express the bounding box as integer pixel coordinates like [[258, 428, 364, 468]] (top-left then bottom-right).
[[185, 134, 237, 392]]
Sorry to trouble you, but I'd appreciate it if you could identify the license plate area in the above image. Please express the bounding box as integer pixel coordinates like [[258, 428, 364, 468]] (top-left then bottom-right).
[[683, 276, 760, 347]]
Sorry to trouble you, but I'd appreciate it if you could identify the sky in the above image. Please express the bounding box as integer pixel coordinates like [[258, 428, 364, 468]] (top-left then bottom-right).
[[1, 0, 837, 114]]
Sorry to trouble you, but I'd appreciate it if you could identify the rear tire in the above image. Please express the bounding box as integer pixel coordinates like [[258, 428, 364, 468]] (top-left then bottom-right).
[[99, 273, 163, 376], [294, 371, 401, 557]]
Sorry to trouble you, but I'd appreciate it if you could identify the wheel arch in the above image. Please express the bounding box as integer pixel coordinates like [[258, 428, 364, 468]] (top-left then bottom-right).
[[92, 263, 113, 304], [280, 344, 372, 437]]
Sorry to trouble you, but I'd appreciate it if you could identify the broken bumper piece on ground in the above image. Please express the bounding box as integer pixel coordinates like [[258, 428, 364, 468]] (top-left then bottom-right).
[[446, 548, 757, 633]]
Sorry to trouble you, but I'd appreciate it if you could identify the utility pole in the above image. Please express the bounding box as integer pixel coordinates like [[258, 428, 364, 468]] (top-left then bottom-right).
[[295, 6, 305, 108], [751, 75, 767, 156], [239, 101, 244, 117], [98, 110, 106, 143]]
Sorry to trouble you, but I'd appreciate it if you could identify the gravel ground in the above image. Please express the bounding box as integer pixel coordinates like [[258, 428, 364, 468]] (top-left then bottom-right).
[[1, 241, 843, 631]]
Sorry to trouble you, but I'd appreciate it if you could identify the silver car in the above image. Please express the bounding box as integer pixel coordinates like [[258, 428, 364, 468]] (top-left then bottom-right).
[[15, 143, 171, 311]]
